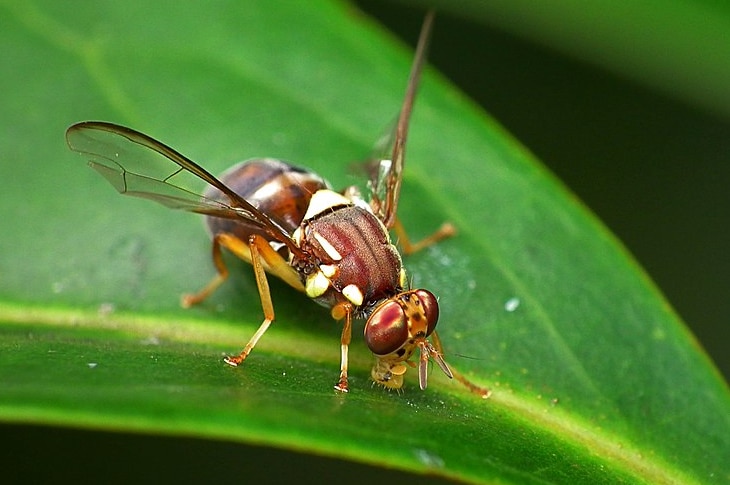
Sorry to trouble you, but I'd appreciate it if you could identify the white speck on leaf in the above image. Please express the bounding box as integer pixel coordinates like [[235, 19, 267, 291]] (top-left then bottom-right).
[[414, 449, 444, 469], [504, 296, 520, 312]]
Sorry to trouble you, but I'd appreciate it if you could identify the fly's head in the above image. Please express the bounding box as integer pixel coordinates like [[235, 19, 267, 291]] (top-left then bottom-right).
[[364, 289, 453, 390]]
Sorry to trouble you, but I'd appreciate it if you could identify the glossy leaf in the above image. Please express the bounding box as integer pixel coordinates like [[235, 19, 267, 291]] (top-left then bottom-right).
[[0, 1, 728, 484]]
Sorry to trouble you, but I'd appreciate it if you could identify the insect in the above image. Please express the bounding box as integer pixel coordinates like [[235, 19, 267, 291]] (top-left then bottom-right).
[[66, 11, 488, 396]]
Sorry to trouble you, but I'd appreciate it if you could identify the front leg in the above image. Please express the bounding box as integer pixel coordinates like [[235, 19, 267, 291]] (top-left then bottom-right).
[[331, 302, 354, 393], [429, 331, 491, 398]]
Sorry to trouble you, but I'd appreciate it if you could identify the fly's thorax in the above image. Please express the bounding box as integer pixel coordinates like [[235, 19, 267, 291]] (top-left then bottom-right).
[[291, 189, 404, 311], [203, 158, 329, 253]]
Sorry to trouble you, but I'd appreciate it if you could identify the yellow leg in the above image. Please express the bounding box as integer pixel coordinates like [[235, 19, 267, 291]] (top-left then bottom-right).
[[393, 219, 456, 256], [182, 232, 304, 308], [225, 234, 278, 366], [331, 302, 353, 393], [181, 231, 305, 369], [181, 234, 230, 308], [430, 331, 491, 398]]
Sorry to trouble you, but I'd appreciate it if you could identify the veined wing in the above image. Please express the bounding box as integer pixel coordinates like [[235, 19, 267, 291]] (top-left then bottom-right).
[[65, 121, 303, 256], [368, 10, 434, 228]]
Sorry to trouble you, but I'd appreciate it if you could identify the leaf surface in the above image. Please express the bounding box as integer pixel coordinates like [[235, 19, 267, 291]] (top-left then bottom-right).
[[0, 1, 728, 483]]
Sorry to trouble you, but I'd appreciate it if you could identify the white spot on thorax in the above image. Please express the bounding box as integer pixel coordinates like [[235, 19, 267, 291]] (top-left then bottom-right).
[[313, 231, 342, 261], [305, 270, 330, 298], [342, 284, 364, 306], [303, 189, 350, 220], [320, 264, 337, 277]]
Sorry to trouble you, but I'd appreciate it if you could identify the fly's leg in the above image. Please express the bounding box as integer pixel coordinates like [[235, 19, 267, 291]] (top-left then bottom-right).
[[393, 219, 456, 256], [394, 220, 485, 395], [181, 232, 303, 368], [181, 233, 233, 308], [182, 232, 303, 307], [331, 302, 354, 393], [224, 234, 284, 366], [430, 330, 491, 398]]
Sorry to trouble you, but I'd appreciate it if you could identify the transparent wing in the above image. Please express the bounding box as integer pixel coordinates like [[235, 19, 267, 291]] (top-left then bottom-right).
[[368, 10, 434, 228], [362, 118, 396, 210], [66, 121, 301, 254]]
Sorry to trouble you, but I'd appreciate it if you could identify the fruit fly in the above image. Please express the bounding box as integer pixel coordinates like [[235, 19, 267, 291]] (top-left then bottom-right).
[[66, 11, 488, 396]]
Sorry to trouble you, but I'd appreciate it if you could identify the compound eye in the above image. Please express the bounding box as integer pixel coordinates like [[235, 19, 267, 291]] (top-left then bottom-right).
[[364, 300, 408, 355], [415, 289, 439, 336]]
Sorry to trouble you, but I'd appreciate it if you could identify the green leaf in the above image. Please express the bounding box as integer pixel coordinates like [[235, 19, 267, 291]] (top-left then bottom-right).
[[1, 1, 728, 484]]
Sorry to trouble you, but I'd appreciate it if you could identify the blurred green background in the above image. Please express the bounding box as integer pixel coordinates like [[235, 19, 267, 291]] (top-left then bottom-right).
[[356, 0, 729, 382]]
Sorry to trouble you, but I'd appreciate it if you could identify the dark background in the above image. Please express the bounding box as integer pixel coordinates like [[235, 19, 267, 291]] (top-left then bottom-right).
[[355, 1, 729, 382]]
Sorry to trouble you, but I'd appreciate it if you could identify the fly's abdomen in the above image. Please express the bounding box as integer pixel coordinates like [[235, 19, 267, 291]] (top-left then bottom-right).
[[204, 158, 329, 247]]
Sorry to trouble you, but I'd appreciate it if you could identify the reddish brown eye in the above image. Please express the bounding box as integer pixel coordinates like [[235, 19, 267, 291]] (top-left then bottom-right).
[[364, 300, 408, 355], [415, 289, 439, 336]]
